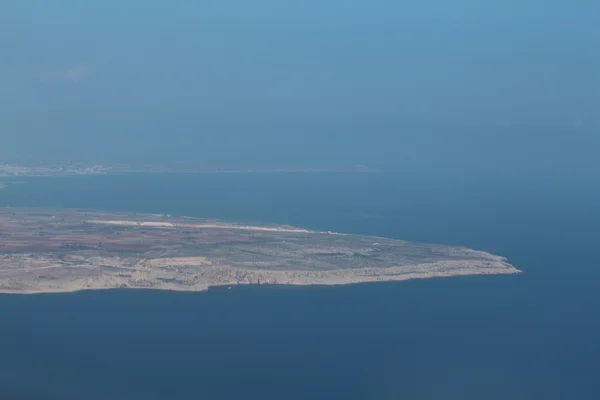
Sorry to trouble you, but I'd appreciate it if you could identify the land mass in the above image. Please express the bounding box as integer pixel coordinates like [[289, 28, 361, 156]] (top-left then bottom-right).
[[0, 163, 377, 177], [0, 208, 520, 294]]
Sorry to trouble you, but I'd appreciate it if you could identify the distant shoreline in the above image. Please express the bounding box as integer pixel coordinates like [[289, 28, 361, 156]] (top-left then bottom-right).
[[0, 164, 382, 178]]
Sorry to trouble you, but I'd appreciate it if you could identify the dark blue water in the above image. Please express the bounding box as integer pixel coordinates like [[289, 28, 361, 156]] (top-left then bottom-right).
[[1, 172, 599, 399]]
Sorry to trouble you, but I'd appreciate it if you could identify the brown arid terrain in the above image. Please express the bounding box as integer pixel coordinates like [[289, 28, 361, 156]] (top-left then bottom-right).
[[0, 208, 521, 294]]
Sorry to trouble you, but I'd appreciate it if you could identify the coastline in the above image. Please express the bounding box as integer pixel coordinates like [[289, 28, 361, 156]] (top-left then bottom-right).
[[0, 261, 521, 295], [0, 208, 521, 295]]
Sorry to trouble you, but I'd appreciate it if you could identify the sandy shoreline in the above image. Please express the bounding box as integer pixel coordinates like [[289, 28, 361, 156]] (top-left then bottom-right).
[[86, 219, 313, 233]]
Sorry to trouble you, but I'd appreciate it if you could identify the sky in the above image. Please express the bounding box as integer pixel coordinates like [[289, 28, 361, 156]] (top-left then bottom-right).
[[1, 1, 599, 171]]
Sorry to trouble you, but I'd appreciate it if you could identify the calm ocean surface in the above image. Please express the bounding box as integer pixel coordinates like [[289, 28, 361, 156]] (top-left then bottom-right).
[[0, 172, 599, 399]]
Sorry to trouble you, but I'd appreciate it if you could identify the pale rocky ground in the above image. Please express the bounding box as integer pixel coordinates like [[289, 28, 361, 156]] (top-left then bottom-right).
[[0, 209, 521, 294]]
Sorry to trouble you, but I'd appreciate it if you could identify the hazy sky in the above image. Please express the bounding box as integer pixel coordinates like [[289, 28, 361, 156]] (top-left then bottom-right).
[[1, 1, 598, 170]]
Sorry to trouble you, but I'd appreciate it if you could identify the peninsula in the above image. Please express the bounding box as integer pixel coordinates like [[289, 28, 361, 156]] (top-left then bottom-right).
[[0, 208, 520, 294]]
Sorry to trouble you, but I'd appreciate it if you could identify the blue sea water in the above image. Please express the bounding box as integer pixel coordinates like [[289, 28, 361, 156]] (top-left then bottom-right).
[[0, 172, 599, 399]]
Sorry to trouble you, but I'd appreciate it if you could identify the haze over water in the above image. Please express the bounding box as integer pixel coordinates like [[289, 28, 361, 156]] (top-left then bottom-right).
[[0, 171, 599, 399]]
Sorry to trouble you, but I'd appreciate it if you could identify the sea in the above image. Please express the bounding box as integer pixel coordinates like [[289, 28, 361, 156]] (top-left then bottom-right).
[[0, 171, 598, 400]]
